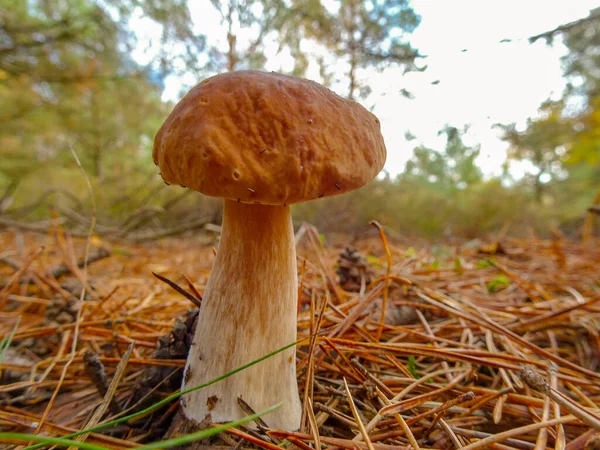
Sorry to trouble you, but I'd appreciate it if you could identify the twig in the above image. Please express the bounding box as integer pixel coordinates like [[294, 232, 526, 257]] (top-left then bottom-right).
[[151, 271, 202, 308], [343, 378, 375, 450], [131, 217, 211, 242], [43, 247, 110, 282]]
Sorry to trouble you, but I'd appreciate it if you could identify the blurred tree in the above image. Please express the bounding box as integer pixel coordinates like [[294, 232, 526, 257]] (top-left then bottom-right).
[[560, 8, 600, 171], [206, 0, 276, 72], [203, 0, 331, 76], [197, 0, 423, 100], [0, 0, 202, 182], [531, 7, 600, 99], [324, 0, 421, 99], [497, 101, 572, 201], [403, 146, 447, 185], [529, 7, 600, 172], [498, 8, 600, 206], [442, 125, 483, 188], [403, 125, 483, 190]]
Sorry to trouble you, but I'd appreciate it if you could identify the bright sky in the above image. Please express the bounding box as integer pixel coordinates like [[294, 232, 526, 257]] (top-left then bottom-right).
[[377, 0, 599, 177], [149, 1, 599, 178]]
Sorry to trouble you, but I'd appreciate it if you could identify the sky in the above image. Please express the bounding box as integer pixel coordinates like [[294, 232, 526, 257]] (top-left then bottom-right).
[[148, 0, 600, 178], [375, 0, 600, 178]]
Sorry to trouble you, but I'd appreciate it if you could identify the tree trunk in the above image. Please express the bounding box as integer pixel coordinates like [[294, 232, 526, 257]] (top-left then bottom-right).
[[226, 1, 237, 72]]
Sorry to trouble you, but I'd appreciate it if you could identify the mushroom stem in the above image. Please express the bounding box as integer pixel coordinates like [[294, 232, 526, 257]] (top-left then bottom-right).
[[181, 199, 302, 430]]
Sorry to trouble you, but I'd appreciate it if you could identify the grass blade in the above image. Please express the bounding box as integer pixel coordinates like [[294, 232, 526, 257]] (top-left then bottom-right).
[[0, 403, 282, 450], [0, 433, 110, 450], [136, 402, 282, 450], [21, 339, 302, 450], [0, 315, 21, 364]]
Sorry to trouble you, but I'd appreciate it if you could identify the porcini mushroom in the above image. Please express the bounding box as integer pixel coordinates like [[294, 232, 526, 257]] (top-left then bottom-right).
[[153, 70, 386, 431]]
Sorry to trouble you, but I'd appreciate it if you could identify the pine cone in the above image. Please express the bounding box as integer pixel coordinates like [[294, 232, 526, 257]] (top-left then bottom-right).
[[336, 247, 372, 292], [130, 308, 198, 407]]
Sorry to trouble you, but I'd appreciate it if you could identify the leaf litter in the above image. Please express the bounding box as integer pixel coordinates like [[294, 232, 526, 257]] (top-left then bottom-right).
[[0, 224, 599, 449]]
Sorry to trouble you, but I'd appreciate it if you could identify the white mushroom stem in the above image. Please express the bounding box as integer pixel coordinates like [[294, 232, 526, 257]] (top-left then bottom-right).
[[181, 199, 302, 431]]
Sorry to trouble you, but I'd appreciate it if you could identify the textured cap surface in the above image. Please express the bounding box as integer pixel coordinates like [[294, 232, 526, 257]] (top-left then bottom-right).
[[153, 70, 386, 205]]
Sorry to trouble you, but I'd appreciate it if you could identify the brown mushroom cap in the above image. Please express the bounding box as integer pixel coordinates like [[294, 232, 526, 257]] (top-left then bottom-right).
[[153, 70, 387, 205]]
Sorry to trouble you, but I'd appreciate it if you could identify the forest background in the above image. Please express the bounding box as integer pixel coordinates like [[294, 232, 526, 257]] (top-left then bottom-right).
[[1, 0, 599, 240]]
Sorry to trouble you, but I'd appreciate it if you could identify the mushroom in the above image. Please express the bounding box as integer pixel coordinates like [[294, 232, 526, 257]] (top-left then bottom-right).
[[153, 70, 386, 431]]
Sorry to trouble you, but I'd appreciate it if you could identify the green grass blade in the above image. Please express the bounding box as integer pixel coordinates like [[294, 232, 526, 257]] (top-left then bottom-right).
[[22, 339, 300, 450], [136, 402, 282, 450], [0, 433, 110, 450], [0, 315, 21, 364], [2, 403, 281, 450]]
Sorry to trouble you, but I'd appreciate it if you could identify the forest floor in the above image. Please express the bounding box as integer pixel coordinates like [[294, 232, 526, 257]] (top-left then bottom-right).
[[1, 225, 600, 449]]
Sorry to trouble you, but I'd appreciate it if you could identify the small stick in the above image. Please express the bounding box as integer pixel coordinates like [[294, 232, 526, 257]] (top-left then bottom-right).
[[237, 397, 270, 431], [180, 273, 203, 303], [306, 398, 322, 450], [343, 378, 375, 450], [457, 415, 578, 450], [369, 221, 391, 342], [519, 365, 600, 431], [406, 392, 475, 426], [152, 271, 202, 308]]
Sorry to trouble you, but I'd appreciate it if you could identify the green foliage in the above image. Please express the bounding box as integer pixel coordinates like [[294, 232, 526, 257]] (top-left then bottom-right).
[[453, 257, 462, 271], [294, 170, 596, 239], [403, 125, 483, 190], [0, 0, 190, 183], [560, 8, 600, 99], [476, 259, 494, 269], [487, 274, 510, 293], [0, 317, 20, 364], [497, 100, 572, 201], [407, 355, 419, 378]]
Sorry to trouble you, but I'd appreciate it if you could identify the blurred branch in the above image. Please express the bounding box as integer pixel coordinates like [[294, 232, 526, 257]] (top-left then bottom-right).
[[0, 179, 21, 214], [0, 182, 210, 242], [108, 172, 158, 209], [38, 72, 145, 84], [1, 13, 90, 33], [0, 217, 67, 232], [588, 206, 600, 216], [118, 190, 193, 235], [131, 216, 211, 242], [0, 12, 101, 58], [47, 247, 111, 280], [0, 105, 43, 123], [4, 188, 83, 219], [363, 49, 423, 63], [55, 206, 119, 234], [247, 2, 284, 56], [0, 28, 79, 55], [529, 7, 600, 43]]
